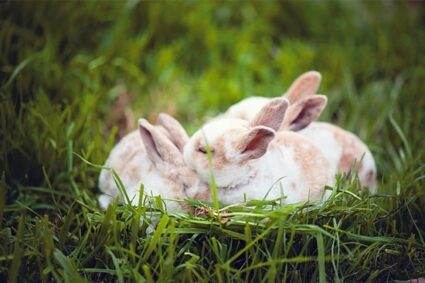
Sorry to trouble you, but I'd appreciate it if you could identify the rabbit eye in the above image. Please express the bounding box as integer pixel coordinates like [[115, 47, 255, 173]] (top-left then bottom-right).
[[198, 147, 213, 154]]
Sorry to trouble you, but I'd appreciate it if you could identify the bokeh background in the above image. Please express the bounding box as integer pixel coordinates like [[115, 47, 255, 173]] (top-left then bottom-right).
[[2, 1, 424, 184], [1, 1, 424, 281]]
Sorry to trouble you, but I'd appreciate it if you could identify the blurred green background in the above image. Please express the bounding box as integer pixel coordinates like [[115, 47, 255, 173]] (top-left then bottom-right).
[[1, 1, 424, 281], [1, 0, 424, 227], [2, 1, 424, 187]]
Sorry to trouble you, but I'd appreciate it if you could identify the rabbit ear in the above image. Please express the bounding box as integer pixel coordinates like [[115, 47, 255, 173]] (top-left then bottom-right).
[[139, 119, 183, 166], [235, 126, 275, 161], [280, 95, 327, 131], [250, 98, 289, 131], [156, 113, 189, 152], [285, 71, 322, 103]]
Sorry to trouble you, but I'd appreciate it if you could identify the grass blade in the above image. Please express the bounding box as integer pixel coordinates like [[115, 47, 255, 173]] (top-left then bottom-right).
[[106, 247, 124, 283], [0, 172, 5, 228], [316, 232, 326, 283], [8, 214, 25, 283], [141, 214, 169, 262]]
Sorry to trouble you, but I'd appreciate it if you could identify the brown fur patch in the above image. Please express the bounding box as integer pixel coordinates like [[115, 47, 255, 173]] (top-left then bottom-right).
[[194, 188, 212, 202], [332, 126, 367, 174], [127, 166, 140, 181], [211, 136, 229, 170], [272, 132, 330, 201], [192, 137, 209, 170]]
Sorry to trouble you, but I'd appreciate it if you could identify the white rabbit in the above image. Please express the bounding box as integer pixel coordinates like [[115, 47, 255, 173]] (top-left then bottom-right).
[[183, 98, 334, 205], [222, 71, 377, 192], [98, 113, 208, 211]]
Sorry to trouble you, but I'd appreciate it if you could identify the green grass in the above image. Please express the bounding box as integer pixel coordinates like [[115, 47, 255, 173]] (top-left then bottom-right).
[[1, 1, 425, 282]]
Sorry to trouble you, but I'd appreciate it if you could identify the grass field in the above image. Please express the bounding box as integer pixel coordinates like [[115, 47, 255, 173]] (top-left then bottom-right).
[[1, 1, 425, 282]]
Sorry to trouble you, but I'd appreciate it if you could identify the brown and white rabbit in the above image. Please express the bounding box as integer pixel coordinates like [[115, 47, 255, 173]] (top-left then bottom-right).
[[183, 98, 334, 205], [222, 71, 377, 192], [98, 113, 208, 211]]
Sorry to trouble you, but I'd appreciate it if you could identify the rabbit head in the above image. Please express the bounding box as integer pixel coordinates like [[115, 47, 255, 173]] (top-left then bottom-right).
[[138, 118, 208, 201], [98, 115, 209, 210], [184, 98, 289, 188]]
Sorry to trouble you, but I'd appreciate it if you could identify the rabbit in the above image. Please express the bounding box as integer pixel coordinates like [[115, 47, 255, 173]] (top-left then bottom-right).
[[98, 113, 208, 211], [183, 98, 335, 205], [222, 71, 377, 192]]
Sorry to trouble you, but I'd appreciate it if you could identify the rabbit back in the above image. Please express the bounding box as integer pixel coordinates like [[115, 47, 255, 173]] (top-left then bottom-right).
[[300, 122, 377, 191]]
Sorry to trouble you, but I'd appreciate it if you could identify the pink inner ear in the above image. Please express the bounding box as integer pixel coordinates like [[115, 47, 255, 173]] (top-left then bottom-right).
[[289, 97, 326, 131], [243, 132, 267, 153], [241, 128, 274, 160], [294, 107, 315, 123], [140, 126, 162, 159]]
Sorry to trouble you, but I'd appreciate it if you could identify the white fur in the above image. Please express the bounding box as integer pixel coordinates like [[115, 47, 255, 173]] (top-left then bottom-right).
[[300, 122, 377, 191], [299, 122, 342, 175], [225, 97, 271, 121], [213, 145, 308, 204]]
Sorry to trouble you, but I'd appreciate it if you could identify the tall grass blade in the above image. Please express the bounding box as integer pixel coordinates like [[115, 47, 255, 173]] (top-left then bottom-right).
[[7, 214, 25, 283], [389, 115, 412, 160], [141, 214, 169, 262], [53, 248, 87, 283], [316, 232, 327, 283], [106, 247, 124, 283], [0, 172, 5, 228]]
